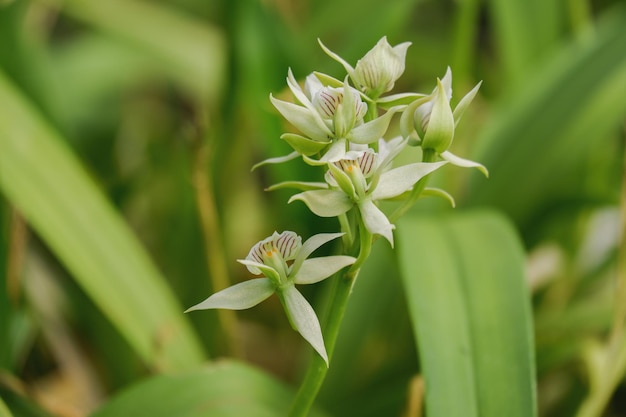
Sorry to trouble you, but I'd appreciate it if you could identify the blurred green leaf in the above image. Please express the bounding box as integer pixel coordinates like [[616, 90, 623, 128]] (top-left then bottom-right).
[[397, 210, 536, 417], [0, 69, 205, 371], [488, 0, 565, 86], [0, 385, 51, 417], [41, 0, 227, 102], [465, 5, 626, 227], [0, 396, 14, 417], [91, 360, 328, 417]]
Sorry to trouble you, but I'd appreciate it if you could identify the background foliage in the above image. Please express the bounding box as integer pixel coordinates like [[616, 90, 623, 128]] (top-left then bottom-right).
[[0, 0, 624, 416]]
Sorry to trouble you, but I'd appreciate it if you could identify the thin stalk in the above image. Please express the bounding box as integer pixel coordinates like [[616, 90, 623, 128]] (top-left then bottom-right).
[[192, 118, 242, 358], [289, 220, 372, 417]]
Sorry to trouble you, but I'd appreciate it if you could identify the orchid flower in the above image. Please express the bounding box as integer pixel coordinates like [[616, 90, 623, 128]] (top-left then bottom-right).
[[400, 68, 488, 176], [264, 70, 398, 165], [287, 138, 447, 246], [319, 36, 416, 104], [186, 231, 355, 364]]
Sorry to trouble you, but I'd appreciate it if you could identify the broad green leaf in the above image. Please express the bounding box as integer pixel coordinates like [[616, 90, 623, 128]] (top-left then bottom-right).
[[465, 5, 626, 225], [37, 0, 226, 101], [91, 360, 328, 417], [397, 210, 536, 417], [0, 69, 205, 371]]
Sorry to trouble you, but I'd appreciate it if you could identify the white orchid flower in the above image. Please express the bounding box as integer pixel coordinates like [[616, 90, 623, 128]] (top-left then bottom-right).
[[186, 231, 355, 365], [400, 68, 488, 176], [319, 36, 411, 99], [265, 70, 398, 165], [288, 138, 447, 246]]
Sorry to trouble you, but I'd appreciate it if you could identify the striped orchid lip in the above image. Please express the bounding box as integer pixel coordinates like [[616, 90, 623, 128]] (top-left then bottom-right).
[[312, 86, 367, 122], [245, 231, 302, 275]]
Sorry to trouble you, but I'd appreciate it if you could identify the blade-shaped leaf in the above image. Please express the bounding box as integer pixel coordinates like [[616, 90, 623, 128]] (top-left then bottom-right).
[[397, 210, 536, 417], [91, 360, 329, 417], [0, 70, 205, 371]]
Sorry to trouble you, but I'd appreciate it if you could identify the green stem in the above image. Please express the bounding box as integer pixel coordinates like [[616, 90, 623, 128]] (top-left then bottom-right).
[[389, 148, 437, 222], [289, 220, 372, 417]]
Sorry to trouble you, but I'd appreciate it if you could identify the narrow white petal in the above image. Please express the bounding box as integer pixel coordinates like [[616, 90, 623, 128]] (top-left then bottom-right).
[[289, 190, 353, 217], [185, 278, 274, 312], [453, 81, 482, 126], [294, 256, 356, 284], [348, 108, 396, 144], [441, 151, 489, 177], [318, 39, 355, 76], [359, 199, 395, 247], [252, 151, 300, 171], [372, 161, 448, 200], [293, 232, 346, 271], [270, 95, 332, 141], [281, 286, 328, 365]]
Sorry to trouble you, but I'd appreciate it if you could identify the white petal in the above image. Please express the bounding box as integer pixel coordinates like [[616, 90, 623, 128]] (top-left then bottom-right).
[[319, 139, 348, 163], [270, 95, 332, 141], [287, 69, 315, 110], [372, 161, 447, 200], [453, 81, 482, 126], [441, 151, 489, 177], [185, 278, 274, 312], [348, 108, 396, 144], [318, 38, 355, 77], [252, 151, 300, 171], [280, 286, 328, 365], [359, 199, 395, 247], [294, 256, 356, 284], [289, 190, 353, 217], [294, 232, 346, 270]]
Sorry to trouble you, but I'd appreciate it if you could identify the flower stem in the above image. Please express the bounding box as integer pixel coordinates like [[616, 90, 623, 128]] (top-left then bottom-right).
[[288, 268, 359, 417], [289, 219, 372, 416]]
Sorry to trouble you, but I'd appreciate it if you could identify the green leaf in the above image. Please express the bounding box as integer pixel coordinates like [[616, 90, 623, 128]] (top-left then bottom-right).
[[91, 360, 329, 417], [44, 0, 227, 101], [465, 5, 626, 225], [397, 210, 536, 417], [0, 396, 14, 417], [0, 69, 205, 371]]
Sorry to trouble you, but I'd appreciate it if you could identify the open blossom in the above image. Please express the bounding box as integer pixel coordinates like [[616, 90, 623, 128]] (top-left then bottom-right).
[[267, 70, 398, 164], [401, 68, 488, 176], [186, 231, 355, 364], [288, 138, 447, 246]]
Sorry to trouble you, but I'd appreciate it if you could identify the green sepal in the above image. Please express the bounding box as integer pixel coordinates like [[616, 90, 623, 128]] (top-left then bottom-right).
[[422, 187, 456, 207], [251, 151, 300, 171], [327, 162, 358, 200], [377, 92, 425, 109], [265, 181, 328, 192], [453, 81, 482, 126], [281, 133, 330, 156], [313, 71, 344, 88], [421, 78, 455, 153]]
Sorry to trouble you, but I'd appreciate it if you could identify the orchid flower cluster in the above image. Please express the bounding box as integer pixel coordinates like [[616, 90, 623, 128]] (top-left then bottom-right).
[[187, 37, 487, 365]]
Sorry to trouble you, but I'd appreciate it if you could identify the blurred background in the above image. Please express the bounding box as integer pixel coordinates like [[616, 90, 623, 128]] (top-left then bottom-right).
[[0, 0, 625, 416]]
